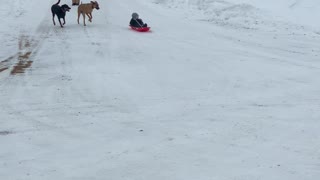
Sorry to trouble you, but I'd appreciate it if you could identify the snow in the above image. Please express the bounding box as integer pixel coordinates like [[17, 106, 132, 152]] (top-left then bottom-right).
[[1, 0, 320, 179]]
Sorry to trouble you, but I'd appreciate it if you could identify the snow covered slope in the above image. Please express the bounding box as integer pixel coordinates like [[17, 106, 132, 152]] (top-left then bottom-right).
[[155, 0, 320, 30], [1, 0, 320, 180]]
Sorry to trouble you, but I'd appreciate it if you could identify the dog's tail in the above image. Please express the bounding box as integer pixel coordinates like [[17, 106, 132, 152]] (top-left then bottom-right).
[[55, 0, 61, 5]]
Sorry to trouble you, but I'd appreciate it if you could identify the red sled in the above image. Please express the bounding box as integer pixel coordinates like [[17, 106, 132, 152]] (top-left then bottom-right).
[[130, 26, 151, 32]]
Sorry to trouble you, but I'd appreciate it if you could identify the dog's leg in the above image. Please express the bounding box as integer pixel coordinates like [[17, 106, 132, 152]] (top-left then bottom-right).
[[89, 13, 93, 22], [77, 11, 81, 24], [52, 13, 56, 26], [63, 17, 66, 25], [82, 13, 86, 26], [58, 18, 63, 28], [86, 13, 91, 22]]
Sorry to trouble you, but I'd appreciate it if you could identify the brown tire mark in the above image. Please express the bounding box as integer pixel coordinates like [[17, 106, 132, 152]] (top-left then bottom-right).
[[0, 67, 9, 72], [0, 55, 17, 73], [0, 35, 36, 75], [0, 67, 9, 73], [11, 50, 33, 75], [11, 35, 34, 75]]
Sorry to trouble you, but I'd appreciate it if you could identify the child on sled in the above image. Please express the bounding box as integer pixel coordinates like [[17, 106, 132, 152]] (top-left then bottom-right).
[[130, 12, 148, 28]]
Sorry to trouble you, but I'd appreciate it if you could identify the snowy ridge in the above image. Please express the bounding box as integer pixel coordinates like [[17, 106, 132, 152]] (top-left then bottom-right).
[[154, 0, 263, 29], [153, 0, 320, 32]]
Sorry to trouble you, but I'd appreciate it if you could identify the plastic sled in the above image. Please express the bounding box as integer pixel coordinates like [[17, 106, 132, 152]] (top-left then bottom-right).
[[130, 26, 151, 32]]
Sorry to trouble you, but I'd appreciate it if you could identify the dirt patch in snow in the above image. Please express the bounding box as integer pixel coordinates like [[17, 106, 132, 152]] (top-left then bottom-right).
[[0, 35, 34, 75], [11, 36, 33, 75], [0, 131, 13, 136], [10, 52, 33, 75], [0, 67, 9, 73]]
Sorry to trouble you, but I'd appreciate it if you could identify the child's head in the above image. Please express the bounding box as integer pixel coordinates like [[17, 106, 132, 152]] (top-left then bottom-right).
[[132, 12, 139, 20]]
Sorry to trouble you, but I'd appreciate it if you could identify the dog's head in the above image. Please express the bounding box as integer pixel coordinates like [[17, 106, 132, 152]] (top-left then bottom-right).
[[91, 1, 100, 10], [61, 4, 71, 12]]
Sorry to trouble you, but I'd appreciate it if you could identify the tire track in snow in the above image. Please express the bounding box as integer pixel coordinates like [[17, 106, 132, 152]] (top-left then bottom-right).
[[290, 0, 302, 8], [0, 8, 75, 135], [0, 10, 52, 76], [0, 35, 36, 75]]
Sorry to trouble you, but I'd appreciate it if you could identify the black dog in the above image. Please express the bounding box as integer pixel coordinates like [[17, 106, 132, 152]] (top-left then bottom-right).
[[51, 0, 71, 28]]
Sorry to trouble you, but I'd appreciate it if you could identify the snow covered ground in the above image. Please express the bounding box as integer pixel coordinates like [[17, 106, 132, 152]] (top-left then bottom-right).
[[1, 0, 320, 179]]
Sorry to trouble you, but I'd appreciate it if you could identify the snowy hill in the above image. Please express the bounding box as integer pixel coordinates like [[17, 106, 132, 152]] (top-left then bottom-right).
[[1, 0, 320, 180], [155, 0, 320, 31]]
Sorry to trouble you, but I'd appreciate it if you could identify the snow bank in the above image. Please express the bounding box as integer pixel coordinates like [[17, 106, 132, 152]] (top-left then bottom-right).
[[234, 0, 320, 28], [153, 0, 320, 31], [153, 0, 263, 29]]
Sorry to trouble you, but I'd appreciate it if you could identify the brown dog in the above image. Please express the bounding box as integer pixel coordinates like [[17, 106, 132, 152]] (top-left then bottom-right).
[[77, 1, 100, 26]]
